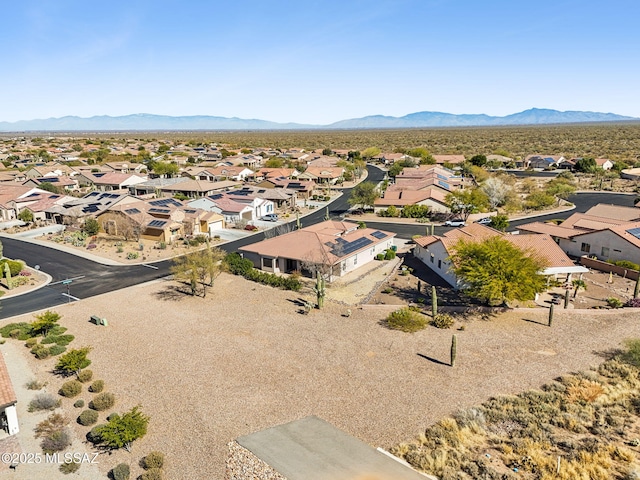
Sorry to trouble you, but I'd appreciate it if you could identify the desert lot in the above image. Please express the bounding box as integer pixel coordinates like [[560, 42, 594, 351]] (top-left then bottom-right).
[[4, 273, 640, 479]]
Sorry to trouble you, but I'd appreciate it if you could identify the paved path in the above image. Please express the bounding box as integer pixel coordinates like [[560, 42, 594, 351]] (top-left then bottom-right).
[[0, 342, 102, 479]]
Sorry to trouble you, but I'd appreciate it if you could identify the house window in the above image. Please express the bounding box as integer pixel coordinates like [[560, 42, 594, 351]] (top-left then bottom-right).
[[430, 253, 434, 263], [438, 259, 442, 269], [601, 247, 609, 258], [354, 255, 358, 265], [263, 258, 273, 268], [581, 243, 591, 253]]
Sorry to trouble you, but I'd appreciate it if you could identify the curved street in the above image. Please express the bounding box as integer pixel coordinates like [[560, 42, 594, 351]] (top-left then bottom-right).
[[0, 165, 635, 319]]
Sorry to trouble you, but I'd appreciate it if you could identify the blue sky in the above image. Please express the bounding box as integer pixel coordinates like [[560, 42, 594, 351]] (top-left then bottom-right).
[[1, 0, 639, 123]]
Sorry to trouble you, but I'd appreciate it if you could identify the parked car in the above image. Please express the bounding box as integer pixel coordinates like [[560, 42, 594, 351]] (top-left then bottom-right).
[[261, 214, 279, 222], [244, 224, 258, 231], [475, 217, 492, 225], [444, 219, 466, 227]]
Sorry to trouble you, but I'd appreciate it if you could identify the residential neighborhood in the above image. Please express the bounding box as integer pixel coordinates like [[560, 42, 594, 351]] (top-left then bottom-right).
[[2, 132, 640, 480]]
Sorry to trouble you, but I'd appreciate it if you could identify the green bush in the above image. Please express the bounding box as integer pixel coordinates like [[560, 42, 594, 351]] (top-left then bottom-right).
[[0, 259, 25, 276], [0, 322, 33, 339], [610, 260, 640, 271], [74, 399, 85, 408], [384, 249, 396, 260], [111, 463, 130, 480], [89, 379, 104, 393], [48, 345, 66, 356], [224, 252, 254, 275], [25, 338, 38, 348], [41, 334, 75, 346], [386, 308, 428, 333], [126, 252, 139, 260], [89, 392, 115, 411], [142, 451, 165, 470], [31, 344, 51, 359], [225, 253, 301, 291], [86, 424, 105, 444], [59, 380, 82, 398], [375, 253, 385, 260], [59, 460, 80, 474], [77, 409, 99, 426], [432, 313, 455, 329], [607, 297, 624, 309], [401, 204, 431, 218], [77, 369, 93, 383], [140, 468, 165, 480]]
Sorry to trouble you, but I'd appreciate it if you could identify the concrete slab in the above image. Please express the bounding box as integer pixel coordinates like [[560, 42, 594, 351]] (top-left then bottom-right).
[[236, 416, 429, 480]]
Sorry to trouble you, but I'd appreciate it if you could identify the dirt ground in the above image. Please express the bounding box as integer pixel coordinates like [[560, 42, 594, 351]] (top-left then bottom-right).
[[3, 274, 640, 479]]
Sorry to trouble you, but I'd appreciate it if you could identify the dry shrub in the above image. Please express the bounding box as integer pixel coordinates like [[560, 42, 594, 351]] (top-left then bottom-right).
[[34, 413, 69, 438], [566, 380, 605, 404]]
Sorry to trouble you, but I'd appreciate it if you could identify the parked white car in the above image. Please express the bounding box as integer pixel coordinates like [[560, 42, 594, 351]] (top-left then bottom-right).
[[444, 219, 466, 227], [475, 217, 492, 225], [261, 213, 279, 222]]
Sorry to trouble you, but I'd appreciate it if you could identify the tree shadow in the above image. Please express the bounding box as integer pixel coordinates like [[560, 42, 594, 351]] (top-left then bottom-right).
[[153, 284, 190, 301], [416, 353, 450, 366], [592, 348, 623, 360]]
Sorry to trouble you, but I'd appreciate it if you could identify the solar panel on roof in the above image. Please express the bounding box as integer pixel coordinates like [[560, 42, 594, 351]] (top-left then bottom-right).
[[627, 227, 640, 239], [125, 208, 141, 215], [86, 192, 99, 197], [148, 207, 170, 214], [209, 194, 223, 200], [371, 231, 387, 240], [148, 220, 167, 228], [330, 237, 373, 256], [183, 209, 196, 214]]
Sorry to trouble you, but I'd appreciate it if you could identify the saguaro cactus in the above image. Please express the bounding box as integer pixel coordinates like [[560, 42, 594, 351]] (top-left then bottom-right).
[[4, 262, 12, 290], [315, 271, 326, 309], [548, 303, 554, 327], [431, 285, 438, 318], [451, 334, 457, 367], [564, 289, 570, 309]]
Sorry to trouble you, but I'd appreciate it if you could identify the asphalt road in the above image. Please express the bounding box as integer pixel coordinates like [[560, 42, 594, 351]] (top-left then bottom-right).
[[0, 166, 387, 319], [0, 166, 634, 319]]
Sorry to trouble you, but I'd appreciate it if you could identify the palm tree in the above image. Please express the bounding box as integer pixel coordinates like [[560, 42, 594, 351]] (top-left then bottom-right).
[[572, 279, 587, 298]]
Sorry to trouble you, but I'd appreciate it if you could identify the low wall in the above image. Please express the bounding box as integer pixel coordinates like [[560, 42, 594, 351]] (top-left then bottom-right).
[[580, 256, 639, 281]]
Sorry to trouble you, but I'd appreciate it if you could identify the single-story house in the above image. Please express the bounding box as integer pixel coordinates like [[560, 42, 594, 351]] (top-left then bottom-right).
[[239, 220, 395, 281], [188, 195, 254, 224], [525, 155, 566, 169], [155, 179, 241, 198], [518, 204, 640, 264], [414, 223, 587, 289], [433, 154, 466, 165], [256, 177, 315, 199], [298, 167, 344, 185], [374, 188, 450, 213], [75, 172, 148, 192]]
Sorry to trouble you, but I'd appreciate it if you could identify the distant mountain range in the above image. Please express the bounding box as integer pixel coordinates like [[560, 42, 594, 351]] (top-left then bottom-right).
[[0, 109, 636, 132]]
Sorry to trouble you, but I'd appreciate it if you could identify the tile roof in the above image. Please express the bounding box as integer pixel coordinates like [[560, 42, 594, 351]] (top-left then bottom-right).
[[584, 204, 640, 222], [433, 154, 466, 164], [0, 354, 17, 408], [517, 221, 582, 239], [417, 224, 576, 270], [240, 220, 394, 264]]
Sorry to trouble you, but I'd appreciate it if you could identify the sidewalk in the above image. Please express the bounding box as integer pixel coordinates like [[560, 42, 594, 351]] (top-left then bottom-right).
[[0, 342, 102, 479]]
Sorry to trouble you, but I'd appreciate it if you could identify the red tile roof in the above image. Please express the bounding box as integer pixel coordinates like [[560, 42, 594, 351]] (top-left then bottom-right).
[[0, 354, 17, 409]]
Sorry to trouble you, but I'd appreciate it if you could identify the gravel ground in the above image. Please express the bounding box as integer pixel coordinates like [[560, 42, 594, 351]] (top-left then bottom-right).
[[4, 274, 640, 479]]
